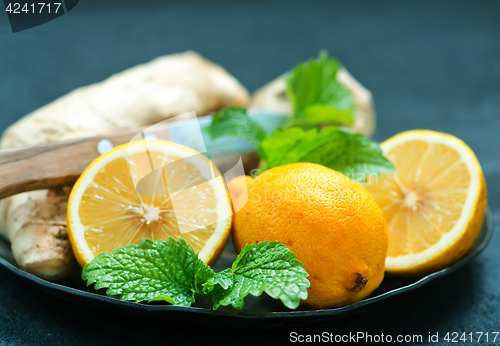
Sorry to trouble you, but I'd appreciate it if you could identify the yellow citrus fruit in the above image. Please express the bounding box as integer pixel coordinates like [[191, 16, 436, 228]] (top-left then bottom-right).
[[227, 175, 253, 212], [229, 163, 388, 309], [67, 140, 232, 268], [364, 130, 487, 276]]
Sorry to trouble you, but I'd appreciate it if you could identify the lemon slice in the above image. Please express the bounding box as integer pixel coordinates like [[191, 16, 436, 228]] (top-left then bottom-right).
[[364, 130, 487, 275], [67, 140, 232, 268]]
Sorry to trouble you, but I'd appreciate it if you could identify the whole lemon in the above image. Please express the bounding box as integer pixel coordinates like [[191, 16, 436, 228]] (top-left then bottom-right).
[[229, 163, 388, 309]]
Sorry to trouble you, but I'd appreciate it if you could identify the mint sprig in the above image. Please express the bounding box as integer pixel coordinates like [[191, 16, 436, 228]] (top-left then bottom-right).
[[82, 238, 310, 310], [203, 107, 268, 148], [211, 242, 309, 310], [259, 126, 395, 181], [204, 108, 394, 180], [202, 52, 394, 180], [285, 50, 356, 128], [81, 238, 207, 306]]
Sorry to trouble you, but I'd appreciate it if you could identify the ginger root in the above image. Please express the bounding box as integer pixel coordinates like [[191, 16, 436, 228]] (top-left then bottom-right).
[[1, 52, 249, 148], [7, 188, 74, 280], [0, 51, 249, 280], [250, 68, 376, 138]]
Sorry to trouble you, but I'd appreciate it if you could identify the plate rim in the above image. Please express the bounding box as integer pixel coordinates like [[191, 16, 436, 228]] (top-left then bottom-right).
[[0, 207, 493, 320]]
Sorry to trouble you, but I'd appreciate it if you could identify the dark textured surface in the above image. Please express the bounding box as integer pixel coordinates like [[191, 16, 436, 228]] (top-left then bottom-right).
[[1, 0, 500, 345]]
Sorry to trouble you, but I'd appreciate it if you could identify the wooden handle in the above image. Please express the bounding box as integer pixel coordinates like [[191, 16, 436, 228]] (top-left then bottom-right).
[[0, 132, 138, 200]]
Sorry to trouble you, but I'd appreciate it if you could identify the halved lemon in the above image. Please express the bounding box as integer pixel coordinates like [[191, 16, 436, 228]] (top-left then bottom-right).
[[67, 140, 232, 268], [364, 130, 487, 276]]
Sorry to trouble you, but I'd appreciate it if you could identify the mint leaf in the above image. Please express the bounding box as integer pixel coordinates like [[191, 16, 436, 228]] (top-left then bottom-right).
[[258, 126, 395, 181], [203, 107, 268, 148], [83, 238, 309, 310], [201, 268, 233, 296], [286, 51, 356, 127], [209, 268, 234, 290], [195, 258, 218, 297], [82, 238, 214, 307], [211, 242, 310, 310]]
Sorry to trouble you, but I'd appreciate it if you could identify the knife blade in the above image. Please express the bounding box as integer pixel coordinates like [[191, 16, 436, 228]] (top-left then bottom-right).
[[0, 110, 288, 200]]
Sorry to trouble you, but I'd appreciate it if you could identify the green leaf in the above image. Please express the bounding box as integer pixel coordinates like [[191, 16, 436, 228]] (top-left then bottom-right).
[[209, 268, 234, 290], [195, 258, 218, 297], [201, 268, 233, 296], [286, 51, 356, 127], [258, 126, 395, 182], [82, 238, 214, 307], [203, 107, 268, 148], [82, 238, 310, 311], [211, 242, 310, 310]]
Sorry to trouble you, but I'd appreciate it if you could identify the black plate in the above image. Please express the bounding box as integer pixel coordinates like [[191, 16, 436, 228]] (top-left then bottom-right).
[[0, 208, 493, 327]]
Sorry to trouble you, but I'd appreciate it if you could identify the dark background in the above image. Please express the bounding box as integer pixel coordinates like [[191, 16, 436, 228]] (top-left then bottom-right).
[[1, 0, 499, 345]]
